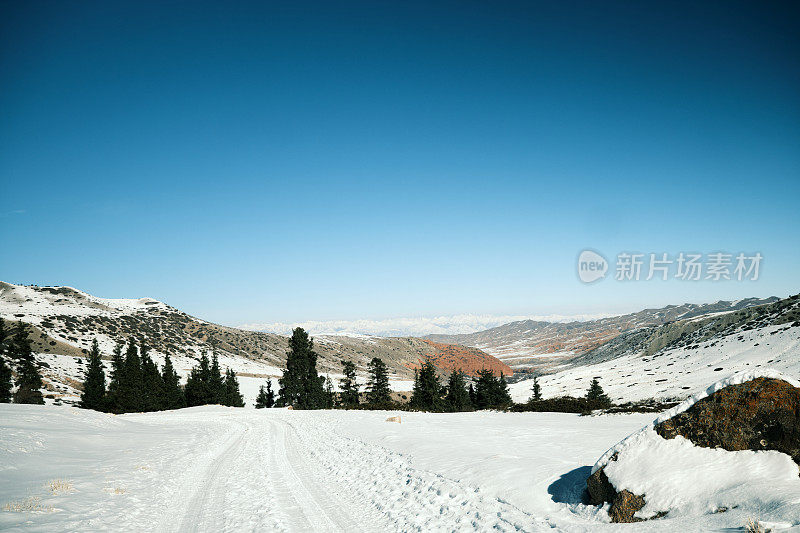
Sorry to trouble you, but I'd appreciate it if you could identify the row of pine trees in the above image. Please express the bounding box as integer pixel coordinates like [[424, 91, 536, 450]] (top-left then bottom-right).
[[1, 319, 611, 413], [81, 339, 244, 413], [271, 327, 514, 412]]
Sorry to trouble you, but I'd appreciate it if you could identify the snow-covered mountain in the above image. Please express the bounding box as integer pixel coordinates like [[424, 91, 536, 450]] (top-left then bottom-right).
[[427, 297, 780, 371], [0, 282, 507, 404], [508, 294, 800, 402]]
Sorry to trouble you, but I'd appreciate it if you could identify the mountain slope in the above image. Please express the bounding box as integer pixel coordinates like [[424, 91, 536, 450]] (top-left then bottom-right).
[[426, 297, 779, 372], [0, 282, 507, 403], [508, 294, 800, 402]]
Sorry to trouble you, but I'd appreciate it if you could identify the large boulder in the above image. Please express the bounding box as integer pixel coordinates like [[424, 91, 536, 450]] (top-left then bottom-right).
[[587, 372, 800, 523], [655, 377, 800, 466]]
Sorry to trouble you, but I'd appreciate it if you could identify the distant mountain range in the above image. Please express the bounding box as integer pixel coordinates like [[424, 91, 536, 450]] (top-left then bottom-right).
[[426, 297, 781, 373]]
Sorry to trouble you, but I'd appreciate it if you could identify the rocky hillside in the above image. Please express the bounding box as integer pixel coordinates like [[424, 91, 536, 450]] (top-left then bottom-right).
[[426, 297, 779, 373], [507, 294, 800, 403], [0, 282, 508, 402]]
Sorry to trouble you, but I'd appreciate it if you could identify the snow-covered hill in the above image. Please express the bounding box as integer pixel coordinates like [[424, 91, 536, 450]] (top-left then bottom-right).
[[0, 282, 507, 404], [509, 295, 800, 403], [427, 297, 779, 371]]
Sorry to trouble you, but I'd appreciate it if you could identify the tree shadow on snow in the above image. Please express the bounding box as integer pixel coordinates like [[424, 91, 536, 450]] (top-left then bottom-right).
[[547, 466, 592, 505]]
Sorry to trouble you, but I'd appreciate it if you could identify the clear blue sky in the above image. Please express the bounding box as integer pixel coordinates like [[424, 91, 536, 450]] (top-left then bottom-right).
[[1, 1, 798, 326]]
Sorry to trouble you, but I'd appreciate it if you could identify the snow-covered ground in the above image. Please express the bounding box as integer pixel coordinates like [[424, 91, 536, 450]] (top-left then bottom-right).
[[509, 323, 800, 402], [3, 402, 797, 532]]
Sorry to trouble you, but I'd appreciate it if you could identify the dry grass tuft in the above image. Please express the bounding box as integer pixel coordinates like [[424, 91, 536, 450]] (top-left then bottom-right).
[[103, 487, 126, 495], [745, 518, 769, 533], [46, 478, 74, 495], [2, 496, 53, 513]]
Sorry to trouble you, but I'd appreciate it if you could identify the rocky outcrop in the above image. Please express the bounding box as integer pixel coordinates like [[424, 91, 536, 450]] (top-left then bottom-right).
[[586, 454, 646, 523], [655, 377, 800, 466], [410, 340, 512, 377], [587, 375, 800, 523]]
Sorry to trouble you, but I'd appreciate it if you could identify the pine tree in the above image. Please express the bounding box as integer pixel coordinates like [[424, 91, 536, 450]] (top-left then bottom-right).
[[117, 339, 142, 412], [530, 376, 542, 402], [445, 369, 471, 412], [210, 352, 225, 404], [474, 369, 495, 409], [255, 385, 269, 408], [265, 379, 275, 408], [223, 368, 245, 407], [498, 373, 512, 405], [160, 354, 185, 410], [586, 377, 611, 407], [277, 328, 326, 409], [323, 375, 334, 408], [140, 342, 164, 412], [474, 369, 510, 409], [80, 339, 106, 411], [339, 360, 359, 407], [0, 318, 12, 403], [468, 382, 476, 406], [366, 357, 391, 405], [10, 323, 44, 405], [185, 352, 214, 407], [410, 359, 440, 411], [104, 343, 125, 412], [0, 358, 11, 403]]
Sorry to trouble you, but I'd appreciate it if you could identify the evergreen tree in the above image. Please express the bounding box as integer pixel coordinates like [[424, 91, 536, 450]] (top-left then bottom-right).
[[474, 369, 511, 409], [210, 352, 225, 404], [366, 357, 391, 405], [265, 379, 275, 408], [530, 376, 542, 401], [445, 369, 471, 412], [498, 373, 512, 405], [255, 385, 269, 408], [104, 343, 125, 412], [586, 377, 611, 407], [223, 368, 245, 407], [410, 359, 440, 411], [10, 323, 44, 405], [277, 328, 326, 409], [185, 352, 214, 407], [0, 318, 12, 403], [323, 375, 334, 408], [339, 360, 359, 407], [468, 382, 476, 406], [0, 358, 11, 403], [160, 354, 185, 410], [140, 342, 164, 412], [80, 339, 106, 411], [117, 339, 142, 412]]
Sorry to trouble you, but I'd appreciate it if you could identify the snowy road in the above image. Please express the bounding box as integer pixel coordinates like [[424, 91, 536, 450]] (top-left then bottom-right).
[[2, 404, 793, 532]]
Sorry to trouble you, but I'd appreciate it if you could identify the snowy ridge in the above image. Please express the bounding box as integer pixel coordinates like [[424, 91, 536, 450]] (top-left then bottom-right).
[[0, 282, 172, 323]]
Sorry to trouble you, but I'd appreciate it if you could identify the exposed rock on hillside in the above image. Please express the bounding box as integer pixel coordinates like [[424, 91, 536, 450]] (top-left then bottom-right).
[[587, 371, 800, 523], [409, 340, 512, 377]]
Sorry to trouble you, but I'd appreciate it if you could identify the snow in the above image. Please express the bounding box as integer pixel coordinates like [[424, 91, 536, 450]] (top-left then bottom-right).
[[0, 283, 171, 324], [509, 323, 800, 403], [603, 431, 800, 521], [3, 404, 799, 531], [586, 370, 800, 526]]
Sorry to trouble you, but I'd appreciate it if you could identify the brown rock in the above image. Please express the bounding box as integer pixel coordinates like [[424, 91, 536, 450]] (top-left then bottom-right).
[[586, 464, 646, 523], [655, 377, 800, 467]]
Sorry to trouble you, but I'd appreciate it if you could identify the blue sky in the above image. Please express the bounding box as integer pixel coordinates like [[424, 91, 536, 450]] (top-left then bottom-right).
[[1, 1, 798, 328]]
